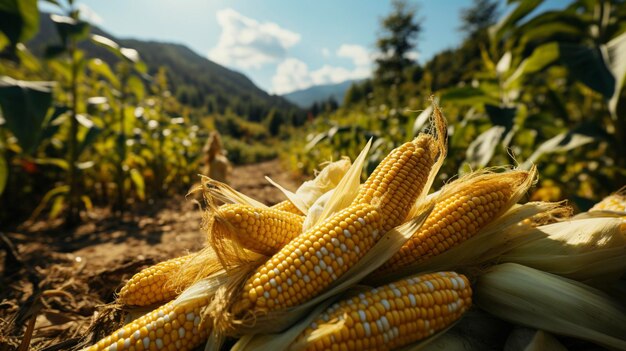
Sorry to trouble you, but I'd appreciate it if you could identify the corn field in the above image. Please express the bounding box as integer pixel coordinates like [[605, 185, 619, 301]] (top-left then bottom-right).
[[1, 0, 625, 350]]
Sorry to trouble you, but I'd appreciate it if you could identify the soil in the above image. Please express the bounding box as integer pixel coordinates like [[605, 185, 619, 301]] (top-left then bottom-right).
[[0, 159, 302, 351]]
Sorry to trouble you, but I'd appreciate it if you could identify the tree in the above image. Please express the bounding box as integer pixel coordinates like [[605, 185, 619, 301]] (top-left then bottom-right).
[[344, 83, 364, 105], [324, 96, 339, 113], [374, 0, 421, 87], [459, 0, 499, 37]]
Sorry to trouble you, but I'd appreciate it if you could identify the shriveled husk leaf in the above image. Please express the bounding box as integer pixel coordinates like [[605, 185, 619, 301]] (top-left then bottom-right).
[[230, 296, 339, 351], [266, 158, 351, 214], [504, 328, 567, 351], [405, 311, 510, 351], [302, 188, 334, 230], [307, 138, 372, 230], [198, 176, 267, 208], [475, 263, 626, 350], [522, 204, 572, 227], [370, 200, 558, 285], [167, 244, 245, 294], [499, 217, 626, 282]]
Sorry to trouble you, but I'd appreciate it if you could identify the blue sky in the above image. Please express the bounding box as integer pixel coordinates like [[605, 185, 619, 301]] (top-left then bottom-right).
[[40, 0, 570, 95]]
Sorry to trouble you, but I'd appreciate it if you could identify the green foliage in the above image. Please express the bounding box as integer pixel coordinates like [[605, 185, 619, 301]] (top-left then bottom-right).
[[459, 0, 499, 36], [0, 1, 210, 224], [0, 0, 39, 49], [289, 0, 626, 211], [0, 77, 54, 154], [222, 137, 278, 164]]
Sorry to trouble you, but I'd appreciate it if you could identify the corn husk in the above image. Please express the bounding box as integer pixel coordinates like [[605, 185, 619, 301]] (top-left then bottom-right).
[[230, 296, 339, 351], [168, 246, 229, 295], [302, 188, 334, 230], [406, 311, 510, 351], [475, 263, 626, 350], [266, 158, 351, 214], [504, 328, 567, 351], [309, 138, 371, 229], [197, 177, 267, 208], [499, 217, 626, 282]]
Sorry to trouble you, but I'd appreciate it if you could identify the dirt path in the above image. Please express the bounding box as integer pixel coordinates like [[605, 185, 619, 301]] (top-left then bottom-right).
[[0, 159, 302, 350]]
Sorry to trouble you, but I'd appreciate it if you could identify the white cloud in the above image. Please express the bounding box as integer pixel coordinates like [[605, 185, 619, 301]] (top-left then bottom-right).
[[208, 8, 301, 69], [321, 48, 331, 57], [310, 65, 355, 85], [77, 4, 103, 25], [337, 44, 370, 67], [272, 58, 313, 95], [272, 44, 374, 94], [406, 51, 420, 61]]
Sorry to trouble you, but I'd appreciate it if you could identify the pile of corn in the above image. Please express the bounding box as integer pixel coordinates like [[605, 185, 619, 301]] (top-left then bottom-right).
[[83, 105, 626, 351]]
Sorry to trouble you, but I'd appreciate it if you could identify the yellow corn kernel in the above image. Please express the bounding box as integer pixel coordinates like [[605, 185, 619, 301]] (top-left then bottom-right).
[[271, 200, 303, 215], [83, 296, 211, 351], [118, 254, 193, 306], [354, 135, 436, 232], [213, 204, 304, 256], [291, 271, 472, 351], [237, 203, 383, 312], [379, 172, 522, 274]]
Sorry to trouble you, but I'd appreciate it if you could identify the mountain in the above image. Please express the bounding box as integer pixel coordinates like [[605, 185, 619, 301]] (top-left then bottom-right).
[[27, 14, 302, 122], [282, 80, 357, 108]]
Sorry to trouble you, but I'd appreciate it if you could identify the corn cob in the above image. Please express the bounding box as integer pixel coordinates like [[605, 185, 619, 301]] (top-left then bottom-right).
[[118, 254, 194, 307], [378, 171, 526, 274], [291, 271, 472, 350], [212, 204, 304, 256], [83, 296, 211, 351], [354, 135, 436, 232], [271, 200, 304, 215], [236, 136, 437, 313]]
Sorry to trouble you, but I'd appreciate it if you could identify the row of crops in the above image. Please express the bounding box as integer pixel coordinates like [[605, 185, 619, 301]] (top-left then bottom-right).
[[1, 2, 209, 225]]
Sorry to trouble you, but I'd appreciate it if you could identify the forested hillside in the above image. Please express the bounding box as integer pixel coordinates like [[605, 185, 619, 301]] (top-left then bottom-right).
[[27, 14, 303, 123]]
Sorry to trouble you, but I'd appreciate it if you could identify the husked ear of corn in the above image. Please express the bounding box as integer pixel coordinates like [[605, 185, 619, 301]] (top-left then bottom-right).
[[211, 204, 304, 257], [475, 263, 626, 350], [499, 217, 626, 282], [375, 169, 535, 276], [589, 187, 626, 213], [235, 134, 440, 314], [354, 135, 438, 232], [83, 296, 211, 351], [118, 254, 194, 307], [289, 271, 472, 351], [237, 202, 383, 311], [272, 200, 304, 215]]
